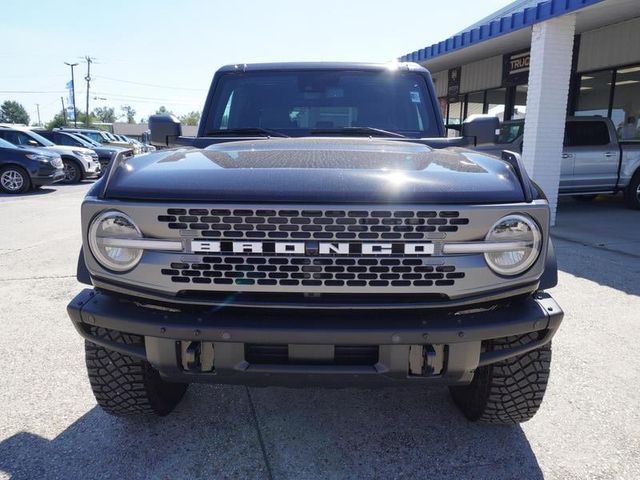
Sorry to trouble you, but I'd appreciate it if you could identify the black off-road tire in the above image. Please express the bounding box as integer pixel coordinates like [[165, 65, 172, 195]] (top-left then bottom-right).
[[623, 171, 640, 210], [85, 327, 188, 416], [449, 332, 552, 424]]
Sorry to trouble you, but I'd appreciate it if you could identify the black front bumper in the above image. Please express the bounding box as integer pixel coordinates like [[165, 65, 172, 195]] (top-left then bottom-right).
[[32, 168, 65, 186], [67, 289, 563, 387]]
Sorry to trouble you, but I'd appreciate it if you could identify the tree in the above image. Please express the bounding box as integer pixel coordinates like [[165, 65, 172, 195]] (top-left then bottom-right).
[[155, 106, 173, 115], [92, 106, 116, 123], [46, 112, 67, 129], [179, 111, 201, 126], [0, 100, 30, 125], [121, 105, 136, 124]]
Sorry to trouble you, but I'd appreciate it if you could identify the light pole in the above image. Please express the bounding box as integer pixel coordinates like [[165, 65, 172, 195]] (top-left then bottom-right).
[[64, 62, 78, 127]]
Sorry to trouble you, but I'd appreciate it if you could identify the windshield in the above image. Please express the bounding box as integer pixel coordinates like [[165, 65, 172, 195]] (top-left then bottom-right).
[[73, 133, 100, 146], [205, 70, 439, 138], [26, 130, 55, 146], [0, 138, 15, 148]]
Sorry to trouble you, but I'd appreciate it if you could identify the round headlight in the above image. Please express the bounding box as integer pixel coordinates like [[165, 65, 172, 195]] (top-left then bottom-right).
[[88, 211, 143, 272], [484, 214, 542, 276]]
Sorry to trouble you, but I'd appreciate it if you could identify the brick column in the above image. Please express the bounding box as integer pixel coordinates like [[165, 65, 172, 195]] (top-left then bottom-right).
[[521, 14, 576, 225]]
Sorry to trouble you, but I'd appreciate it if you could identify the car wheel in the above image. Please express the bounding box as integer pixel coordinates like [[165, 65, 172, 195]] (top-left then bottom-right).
[[623, 171, 640, 210], [62, 159, 82, 184], [85, 326, 188, 416], [0, 166, 31, 194], [449, 332, 551, 424]]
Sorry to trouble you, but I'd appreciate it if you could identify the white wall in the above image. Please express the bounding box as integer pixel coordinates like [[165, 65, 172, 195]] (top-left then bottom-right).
[[578, 16, 640, 72]]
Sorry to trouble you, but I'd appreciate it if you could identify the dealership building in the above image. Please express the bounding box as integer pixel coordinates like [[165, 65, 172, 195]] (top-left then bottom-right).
[[400, 0, 640, 222]]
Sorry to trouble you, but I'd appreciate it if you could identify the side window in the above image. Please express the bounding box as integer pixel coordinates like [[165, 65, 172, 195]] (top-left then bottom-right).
[[565, 121, 611, 147], [0, 131, 30, 145], [58, 135, 77, 146]]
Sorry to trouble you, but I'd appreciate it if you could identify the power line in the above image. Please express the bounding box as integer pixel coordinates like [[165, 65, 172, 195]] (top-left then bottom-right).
[[93, 75, 207, 92], [0, 90, 66, 94]]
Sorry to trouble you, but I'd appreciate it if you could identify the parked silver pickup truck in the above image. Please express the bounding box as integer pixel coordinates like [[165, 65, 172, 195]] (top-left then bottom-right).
[[476, 116, 640, 209]]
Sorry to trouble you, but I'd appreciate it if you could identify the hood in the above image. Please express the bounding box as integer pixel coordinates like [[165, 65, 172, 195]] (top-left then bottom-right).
[[43, 145, 95, 156], [14, 145, 60, 157], [103, 138, 527, 204]]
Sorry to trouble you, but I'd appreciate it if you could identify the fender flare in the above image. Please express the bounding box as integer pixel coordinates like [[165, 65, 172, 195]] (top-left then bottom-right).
[[539, 239, 558, 290], [77, 247, 92, 286]]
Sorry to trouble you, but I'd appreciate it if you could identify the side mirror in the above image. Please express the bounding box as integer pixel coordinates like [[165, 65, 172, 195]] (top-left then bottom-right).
[[28, 139, 39, 146], [462, 114, 500, 146], [149, 114, 182, 148]]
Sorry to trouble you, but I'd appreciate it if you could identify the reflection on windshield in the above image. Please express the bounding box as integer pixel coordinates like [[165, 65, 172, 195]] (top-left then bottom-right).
[[205, 71, 440, 138]]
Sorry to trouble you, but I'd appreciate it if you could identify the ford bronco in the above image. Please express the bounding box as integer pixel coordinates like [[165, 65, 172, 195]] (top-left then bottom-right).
[[67, 62, 563, 423]]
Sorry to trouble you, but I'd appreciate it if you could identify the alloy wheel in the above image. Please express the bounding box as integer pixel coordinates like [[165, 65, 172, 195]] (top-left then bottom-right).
[[1, 169, 25, 192], [63, 161, 78, 183]]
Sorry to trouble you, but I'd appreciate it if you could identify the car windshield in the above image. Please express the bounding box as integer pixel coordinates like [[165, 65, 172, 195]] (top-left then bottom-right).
[[205, 70, 439, 138], [0, 138, 15, 148], [67, 133, 94, 148], [73, 133, 100, 146], [25, 130, 55, 146]]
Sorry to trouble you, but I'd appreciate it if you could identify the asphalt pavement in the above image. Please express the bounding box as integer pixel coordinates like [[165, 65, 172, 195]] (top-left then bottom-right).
[[0, 185, 638, 479]]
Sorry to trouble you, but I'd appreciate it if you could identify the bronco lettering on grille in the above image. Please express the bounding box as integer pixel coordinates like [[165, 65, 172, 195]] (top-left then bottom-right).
[[191, 241, 434, 256]]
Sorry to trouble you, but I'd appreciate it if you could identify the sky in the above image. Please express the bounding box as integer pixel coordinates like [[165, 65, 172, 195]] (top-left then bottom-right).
[[0, 0, 513, 124]]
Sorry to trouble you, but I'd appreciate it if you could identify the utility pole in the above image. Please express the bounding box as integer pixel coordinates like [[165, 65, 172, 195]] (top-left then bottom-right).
[[35, 104, 41, 126], [61, 97, 67, 125], [84, 56, 93, 127], [64, 61, 78, 127]]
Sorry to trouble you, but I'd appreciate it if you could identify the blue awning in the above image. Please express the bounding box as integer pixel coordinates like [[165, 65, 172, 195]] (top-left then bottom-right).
[[399, 0, 604, 63]]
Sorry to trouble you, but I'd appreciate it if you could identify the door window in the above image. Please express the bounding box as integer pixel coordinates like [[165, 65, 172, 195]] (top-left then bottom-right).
[[565, 121, 610, 147]]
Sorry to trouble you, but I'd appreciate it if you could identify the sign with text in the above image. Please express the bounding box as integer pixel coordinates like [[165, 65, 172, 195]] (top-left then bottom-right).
[[503, 51, 530, 86]]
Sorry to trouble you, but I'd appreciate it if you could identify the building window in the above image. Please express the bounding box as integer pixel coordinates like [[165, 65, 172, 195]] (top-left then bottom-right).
[[611, 66, 640, 140], [465, 91, 485, 118], [512, 85, 528, 119], [486, 88, 507, 121], [575, 70, 613, 118]]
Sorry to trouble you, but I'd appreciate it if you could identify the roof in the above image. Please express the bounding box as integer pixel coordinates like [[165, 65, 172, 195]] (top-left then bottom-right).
[[217, 62, 428, 72], [399, 0, 604, 63]]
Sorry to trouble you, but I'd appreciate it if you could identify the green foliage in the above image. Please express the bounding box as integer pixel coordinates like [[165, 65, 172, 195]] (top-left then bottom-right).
[[92, 106, 116, 123], [155, 106, 173, 115], [121, 105, 136, 124], [0, 100, 30, 125], [46, 112, 67, 129], [179, 111, 201, 126]]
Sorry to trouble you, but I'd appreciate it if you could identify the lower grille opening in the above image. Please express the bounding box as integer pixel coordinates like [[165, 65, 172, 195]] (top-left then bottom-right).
[[245, 344, 379, 366]]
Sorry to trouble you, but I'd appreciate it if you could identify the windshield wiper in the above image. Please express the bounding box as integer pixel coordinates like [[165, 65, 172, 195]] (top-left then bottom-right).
[[309, 127, 406, 138], [205, 127, 289, 138]]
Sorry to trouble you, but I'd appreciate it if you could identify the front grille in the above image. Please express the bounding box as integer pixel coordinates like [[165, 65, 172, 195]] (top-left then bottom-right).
[[157, 208, 470, 241], [245, 344, 379, 365], [161, 255, 465, 288]]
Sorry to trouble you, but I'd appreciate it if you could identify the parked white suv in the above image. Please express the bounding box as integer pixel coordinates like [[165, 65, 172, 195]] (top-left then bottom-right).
[[0, 126, 101, 183]]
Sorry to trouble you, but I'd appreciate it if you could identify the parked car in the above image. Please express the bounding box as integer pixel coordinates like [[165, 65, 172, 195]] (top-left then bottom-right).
[[36, 129, 129, 174], [59, 127, 140, 154], [475, 116, 640, 209], [0, 137, 63, 193], [0, 126, 101, 184]]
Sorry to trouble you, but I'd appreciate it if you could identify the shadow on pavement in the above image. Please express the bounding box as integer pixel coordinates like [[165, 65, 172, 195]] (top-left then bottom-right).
[[0, 385, 543, 480], [554, 196, 640, 297], [0, 187, 56, 198]]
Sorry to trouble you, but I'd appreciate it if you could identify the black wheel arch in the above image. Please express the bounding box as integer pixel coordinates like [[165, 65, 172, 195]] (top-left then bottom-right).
[[61, 155, 85, 179]]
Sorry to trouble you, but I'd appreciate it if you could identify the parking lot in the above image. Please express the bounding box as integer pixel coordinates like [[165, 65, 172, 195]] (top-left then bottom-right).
[[0, 183, 639, 480]]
